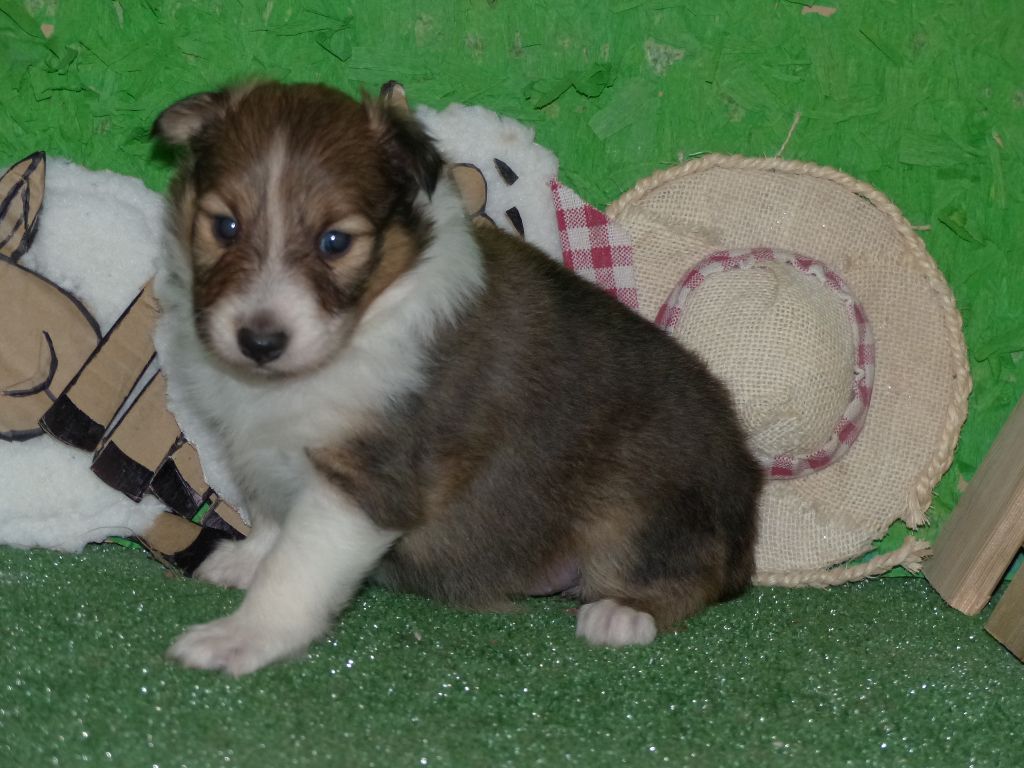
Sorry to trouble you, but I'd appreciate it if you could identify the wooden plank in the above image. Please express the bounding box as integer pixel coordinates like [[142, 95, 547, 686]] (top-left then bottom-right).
[[987, 566, 1024, 661], [924, 395, 1024, 614]]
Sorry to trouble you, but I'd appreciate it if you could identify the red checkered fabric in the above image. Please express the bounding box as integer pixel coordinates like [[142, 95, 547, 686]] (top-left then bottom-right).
[[550, 180, 639, 312], [657, 247, 876, 480]]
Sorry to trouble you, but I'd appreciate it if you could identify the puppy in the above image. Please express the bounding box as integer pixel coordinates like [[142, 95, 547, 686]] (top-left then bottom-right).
[[152, 82, 761, 676]]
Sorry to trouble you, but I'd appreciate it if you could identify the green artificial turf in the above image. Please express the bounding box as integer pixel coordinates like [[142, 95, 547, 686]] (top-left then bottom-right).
[[1, 545, 1022, 767], [2, 1, 1024, 766]]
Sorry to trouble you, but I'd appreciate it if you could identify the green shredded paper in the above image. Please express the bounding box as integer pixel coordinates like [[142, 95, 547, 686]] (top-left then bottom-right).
[[1, 0, 1023, 557], [3, 0, 1021, 559]]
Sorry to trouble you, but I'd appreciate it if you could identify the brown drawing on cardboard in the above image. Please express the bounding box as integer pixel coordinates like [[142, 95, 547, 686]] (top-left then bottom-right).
[[0, 153, 101, 441]]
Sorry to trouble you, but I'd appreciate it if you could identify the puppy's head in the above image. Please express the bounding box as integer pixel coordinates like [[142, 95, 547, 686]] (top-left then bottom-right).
[[153, 81, 443, 377]]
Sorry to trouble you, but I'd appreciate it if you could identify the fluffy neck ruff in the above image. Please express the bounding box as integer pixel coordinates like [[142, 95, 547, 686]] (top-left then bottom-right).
[[155, 175, 485, 449]]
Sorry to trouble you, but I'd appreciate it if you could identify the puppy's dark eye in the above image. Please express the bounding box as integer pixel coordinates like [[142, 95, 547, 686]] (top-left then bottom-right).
[[318, 230, 352, 259], [213, 215, 239, 242]]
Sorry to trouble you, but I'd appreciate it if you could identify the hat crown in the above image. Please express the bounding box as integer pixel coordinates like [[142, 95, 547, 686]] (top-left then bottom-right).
[[677, 259, 855, 462], [657, 247, 874, 479]]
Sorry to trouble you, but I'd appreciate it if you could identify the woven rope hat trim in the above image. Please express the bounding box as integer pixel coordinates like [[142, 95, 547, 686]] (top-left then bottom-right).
[[606, 154, 971, 587]]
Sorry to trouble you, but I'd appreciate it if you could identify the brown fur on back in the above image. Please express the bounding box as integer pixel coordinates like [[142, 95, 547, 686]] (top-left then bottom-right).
[[310, 226, 762, 628]]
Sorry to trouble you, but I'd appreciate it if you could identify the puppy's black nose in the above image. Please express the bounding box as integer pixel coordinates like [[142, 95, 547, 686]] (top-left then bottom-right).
[[237, 326, 288, 364]]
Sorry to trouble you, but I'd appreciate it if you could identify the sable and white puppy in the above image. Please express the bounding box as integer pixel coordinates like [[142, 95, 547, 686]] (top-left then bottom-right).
[[152, 82, 761, 676]]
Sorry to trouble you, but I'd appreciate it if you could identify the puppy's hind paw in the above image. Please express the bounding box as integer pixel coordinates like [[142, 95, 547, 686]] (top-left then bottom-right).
[[576, 599, 657, 647], [166, 613, 310, 676]]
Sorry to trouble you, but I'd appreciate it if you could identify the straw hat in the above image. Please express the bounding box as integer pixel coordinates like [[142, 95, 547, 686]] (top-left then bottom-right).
[[606, 154, 971, 585]]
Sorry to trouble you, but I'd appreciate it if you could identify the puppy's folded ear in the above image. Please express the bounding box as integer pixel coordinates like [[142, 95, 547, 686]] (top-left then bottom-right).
[[364, 95, 443, 198], [153, 82, 263, 147], [151, 90, 232, 146]]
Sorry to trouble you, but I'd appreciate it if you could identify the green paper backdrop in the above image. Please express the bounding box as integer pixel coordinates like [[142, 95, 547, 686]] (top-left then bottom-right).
[[2, 0, 1023, 559]]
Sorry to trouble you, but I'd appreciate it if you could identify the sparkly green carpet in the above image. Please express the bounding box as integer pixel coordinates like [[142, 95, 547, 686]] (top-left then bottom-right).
[[3, 1, 1024, 766], [1, 546, 1021, 767]]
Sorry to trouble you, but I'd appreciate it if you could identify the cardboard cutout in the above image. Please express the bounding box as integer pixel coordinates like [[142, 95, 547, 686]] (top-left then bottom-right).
[[0, 153, 101, 441]]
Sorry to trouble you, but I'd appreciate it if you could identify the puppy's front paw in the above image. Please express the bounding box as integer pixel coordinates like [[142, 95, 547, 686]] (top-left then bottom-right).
[[576, 599, 657, 647], [166, 613, 311, 676], [193, 538, 265, 589]]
